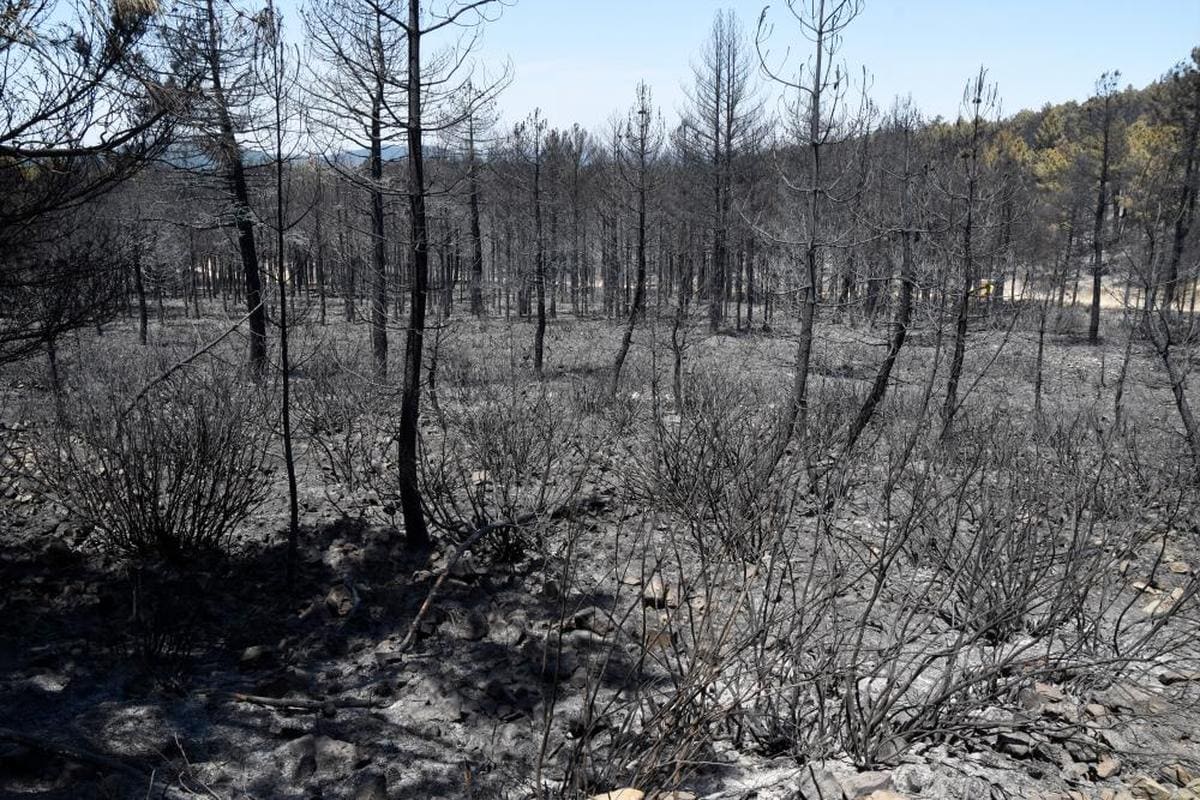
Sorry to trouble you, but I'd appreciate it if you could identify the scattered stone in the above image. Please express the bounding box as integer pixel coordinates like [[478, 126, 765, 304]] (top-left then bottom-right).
[[1086, 703, 1109, 718], [1129, 776, 1174, 800], [313, 736, 361, 775], [538, 647, 578, 683], [565, 628, 608, 646], [571, 606, 615, 636], [1143, 587, 1185, 616], [642, 575, 669, 608], [325, 583, 357, 617], [354, 771, 388, 800], [274, 733, 363, 782], [184, 761, 227, 789], [488, 620, 525, 647], [373, 638, 406, 666], [588, 790, 644, 800], [1065, 740, 1099, 763], [383, 676, 465, 725], [1018, 687, 1044, 712], [416, 606, 446, 637], [275, 735, 318, 783], [1062, 761, 1090, 783], [1097, 728, 1131, 753], [840, 770, 895, 798], [997, 730, 1036, 759], [292, 750, 317, 782], [1168, 561, 1192, 574], [1034, 740, 1064, 764], [1092, 684, 1169, 715], [1095, 756, 1122, 779], [892, 762, 945, 796], [449, 550, 484, 579], [26, 672, 68, 692], [1158, 670, 1200, 686], [1044, 701, 1079, 722], [1035, 682, 1066, 702], [444, 609, 489, 641], [239, 645, 276, 670], [795, 764, 841, 799], [1162, 764, 1196, 787]]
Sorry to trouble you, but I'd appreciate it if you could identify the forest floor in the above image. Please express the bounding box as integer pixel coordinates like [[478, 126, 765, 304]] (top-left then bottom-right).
[[2, 301, 1200, 800]]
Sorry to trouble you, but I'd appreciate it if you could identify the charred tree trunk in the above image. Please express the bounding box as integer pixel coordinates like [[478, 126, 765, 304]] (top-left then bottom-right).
[[468, 114, 485, 316], [205, 0, 264, 377], [369, 77, 388, 377], [1089, 85, 1114, 344], [610, 92, 652, 398], [941, 73, 985, 435], [532, 117, 547, 378], [133, 238, 148, 346], [1164, 76, 1199, 311], [845, 230, 914, 453], [396, 0, 431, 549]]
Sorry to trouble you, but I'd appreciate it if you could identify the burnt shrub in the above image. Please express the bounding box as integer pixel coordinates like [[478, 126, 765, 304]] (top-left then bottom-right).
[[38, 368, 272, 563]]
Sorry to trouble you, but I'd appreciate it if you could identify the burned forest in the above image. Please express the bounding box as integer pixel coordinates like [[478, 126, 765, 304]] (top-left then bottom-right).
[[2, 1, 1200, 798]]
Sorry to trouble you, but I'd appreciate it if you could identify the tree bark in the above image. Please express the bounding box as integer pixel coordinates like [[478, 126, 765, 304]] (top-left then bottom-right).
[[1145, 307, 1200, 484], [264, 0, 300, 585], [133, 237, 148, 346], [610, 93, 652, 398], [781, 5, 825, 449], [369, 68, 388, 377], [204, 0, 265, 377], [1088, 90, 1113, 344], [468, 114, 485, 316], [397, 0, 431, 549], [846, 217, 915, 453], [941, 74, 985, 435], [532, 116, 546, 378], [1164, 76, 1199, 311]]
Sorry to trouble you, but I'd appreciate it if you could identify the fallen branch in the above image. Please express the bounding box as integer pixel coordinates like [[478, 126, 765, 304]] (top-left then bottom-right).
[[397, 516, 532, 654], [229, 693, 380, 713]]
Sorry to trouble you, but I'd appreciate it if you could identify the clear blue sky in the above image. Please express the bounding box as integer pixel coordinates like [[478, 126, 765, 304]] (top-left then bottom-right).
[[453, 0, 1199, 131]]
